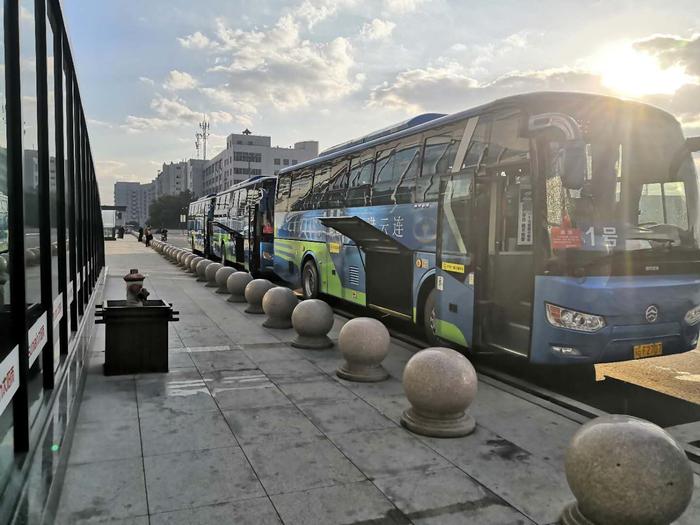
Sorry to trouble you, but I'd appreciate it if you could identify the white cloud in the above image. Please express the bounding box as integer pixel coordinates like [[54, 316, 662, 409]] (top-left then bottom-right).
[[139, 76, 155, 86], [634, 33, 700, 77], [368, 62, 615, 114], [123, 94, 233, 133], [178, 31, 216, 50], [382, 0, 427, 15], [203, 14, 361, 110], [360, 19, 396, 41], [163, 70, 199, 90]]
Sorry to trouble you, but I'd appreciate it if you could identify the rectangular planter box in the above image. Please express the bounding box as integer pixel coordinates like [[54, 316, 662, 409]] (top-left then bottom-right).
[[96, 299, 178, 376]]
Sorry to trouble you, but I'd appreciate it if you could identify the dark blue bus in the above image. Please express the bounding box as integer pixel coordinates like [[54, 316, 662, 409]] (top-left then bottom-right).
[[273, 92, 700, 366]]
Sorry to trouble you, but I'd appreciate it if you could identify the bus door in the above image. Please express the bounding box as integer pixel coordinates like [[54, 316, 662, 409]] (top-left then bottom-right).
[[320, 216, 413, 319], [435, 174, 477, 348], [475, 123, 534, 357], [247, 190, 261, 273]]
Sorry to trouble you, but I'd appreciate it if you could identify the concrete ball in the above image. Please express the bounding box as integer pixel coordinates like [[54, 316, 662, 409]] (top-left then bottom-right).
[[196, 259, 213, 280], [403, 347, 477, 417], [189, 256, 204, 273], [338, 317, 390, 367], [226, 271, 253, 302], [244, 279, 275, 314], [262, 287, 298, 328], [292, 299, 334, 337], [183, 253, 196, 270], [563, 414, 693, 525], [215, 266, 236, 293], [205, 262, 223, 286]]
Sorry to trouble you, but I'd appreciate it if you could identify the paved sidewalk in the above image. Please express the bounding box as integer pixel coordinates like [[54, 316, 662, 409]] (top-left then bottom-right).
[[53, 239, 700, 524]]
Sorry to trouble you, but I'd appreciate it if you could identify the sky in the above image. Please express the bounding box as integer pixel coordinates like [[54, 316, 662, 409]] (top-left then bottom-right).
[[62, 0, 700, 204]]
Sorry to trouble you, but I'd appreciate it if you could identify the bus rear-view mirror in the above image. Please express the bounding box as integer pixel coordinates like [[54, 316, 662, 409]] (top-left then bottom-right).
[[558, 140, 588, 190]]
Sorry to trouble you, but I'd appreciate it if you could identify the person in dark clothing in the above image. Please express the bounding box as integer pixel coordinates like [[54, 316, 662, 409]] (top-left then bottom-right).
[[145, 227, 153, 247], [138, 227, 144, 242]]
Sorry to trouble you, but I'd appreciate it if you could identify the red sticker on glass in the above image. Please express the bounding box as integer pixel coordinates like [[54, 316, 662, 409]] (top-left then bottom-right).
[[550, 227, 582, 250]]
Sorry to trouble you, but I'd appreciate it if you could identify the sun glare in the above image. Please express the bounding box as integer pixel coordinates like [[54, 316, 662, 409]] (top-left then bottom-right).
[[593, 43, 689, 97]]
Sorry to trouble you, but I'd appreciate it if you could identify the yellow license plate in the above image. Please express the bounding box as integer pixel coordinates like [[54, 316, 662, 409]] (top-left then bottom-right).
[[633, 342, 663, 359]]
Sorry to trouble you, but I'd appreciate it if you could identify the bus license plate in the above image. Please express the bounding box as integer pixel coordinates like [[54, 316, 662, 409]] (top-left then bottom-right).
[[633, 342, 663, 359]]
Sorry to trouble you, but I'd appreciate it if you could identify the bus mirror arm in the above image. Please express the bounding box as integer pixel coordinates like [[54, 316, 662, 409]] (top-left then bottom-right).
[[669, 137, 700, 179]]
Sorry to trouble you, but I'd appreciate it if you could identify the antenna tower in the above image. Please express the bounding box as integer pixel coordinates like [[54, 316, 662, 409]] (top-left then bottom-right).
[[199, 117, 210, 160]]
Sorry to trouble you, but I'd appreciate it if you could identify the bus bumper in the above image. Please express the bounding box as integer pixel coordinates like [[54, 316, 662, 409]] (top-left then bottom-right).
[[530, 275, 700, 365]]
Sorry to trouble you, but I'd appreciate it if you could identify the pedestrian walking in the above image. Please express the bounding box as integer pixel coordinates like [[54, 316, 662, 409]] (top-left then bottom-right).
[[138, 226, 144, 242], [145, 226, 153, 247]]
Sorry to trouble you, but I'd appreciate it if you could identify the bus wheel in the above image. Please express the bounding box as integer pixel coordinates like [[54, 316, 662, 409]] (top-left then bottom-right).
[[423, 288, 440, 346], [302, 260, 320, 299]]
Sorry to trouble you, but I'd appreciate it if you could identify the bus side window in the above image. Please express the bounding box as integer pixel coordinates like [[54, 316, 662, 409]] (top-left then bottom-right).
[[289, 169, 314, 211], [372, 147, 396, 206], [311, 165, 332, 209], [418, 135, 460, 203], [346, 153, 374, 207], [321, 159, 349, 208], [394, 145, 420, 204], [276, 174, 292, 213]]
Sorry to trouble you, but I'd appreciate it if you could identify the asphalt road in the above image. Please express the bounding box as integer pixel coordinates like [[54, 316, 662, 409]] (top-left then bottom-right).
[[154, 232, 700, 405]]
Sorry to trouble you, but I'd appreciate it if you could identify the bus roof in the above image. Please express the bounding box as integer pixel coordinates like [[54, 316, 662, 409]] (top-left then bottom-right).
[[319, 113, 446, 156], [214, 175, 277, 198], [278, 91, 678, 176]]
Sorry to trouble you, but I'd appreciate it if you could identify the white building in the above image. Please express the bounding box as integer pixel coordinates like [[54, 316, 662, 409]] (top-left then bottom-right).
[[155, 161, 188, 198], [114, 181, 154, 226], [186, 158, 207, 199], [202, 131, 318, 195]]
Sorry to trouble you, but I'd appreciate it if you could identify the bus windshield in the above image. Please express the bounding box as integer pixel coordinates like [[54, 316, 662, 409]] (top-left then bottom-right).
[[544, 109, 700, 261]]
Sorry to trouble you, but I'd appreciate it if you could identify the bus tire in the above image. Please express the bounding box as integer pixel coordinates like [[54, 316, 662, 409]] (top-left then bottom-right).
[[423, 288, 440, 346], [302, 259, 320, 299]]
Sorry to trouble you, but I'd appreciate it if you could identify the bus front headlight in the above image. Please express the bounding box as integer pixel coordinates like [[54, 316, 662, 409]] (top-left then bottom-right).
[[684, 305, 700, 326], [545, 303, 606, 333]]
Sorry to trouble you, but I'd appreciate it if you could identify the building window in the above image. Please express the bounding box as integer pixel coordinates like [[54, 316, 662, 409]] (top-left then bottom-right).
[[283, 159, 290, 166], [274, 158, 280, 165], [233, 152, 262, 163], [292, 160, 298, 165], [233, 167, 262, 176]]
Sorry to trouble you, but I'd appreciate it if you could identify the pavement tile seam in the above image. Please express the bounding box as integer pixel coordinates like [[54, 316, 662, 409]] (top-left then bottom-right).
[[106, 247, 572, 525], [145, 256, 290, 521]]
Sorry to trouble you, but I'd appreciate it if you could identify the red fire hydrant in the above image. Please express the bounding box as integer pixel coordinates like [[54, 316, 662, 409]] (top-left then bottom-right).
[[124, 269, 148, 305]]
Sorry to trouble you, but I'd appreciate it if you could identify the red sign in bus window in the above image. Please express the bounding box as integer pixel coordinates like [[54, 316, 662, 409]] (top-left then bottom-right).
[[550, 226, 582, 250]]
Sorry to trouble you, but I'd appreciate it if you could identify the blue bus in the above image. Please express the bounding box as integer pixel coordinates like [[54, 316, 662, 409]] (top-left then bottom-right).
[[188, 176, 276, 275], [273, 92, 700, 366]]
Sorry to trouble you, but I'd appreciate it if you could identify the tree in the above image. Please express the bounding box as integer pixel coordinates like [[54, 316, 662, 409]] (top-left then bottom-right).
[[148, 190, 193, 229]]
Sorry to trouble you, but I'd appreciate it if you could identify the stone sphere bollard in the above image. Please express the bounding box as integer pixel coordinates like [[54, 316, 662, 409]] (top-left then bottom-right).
[[291, 299, 334, 349], [186, 255, 200, 273], [561, 414, 693, 525], [336, 317, 390, 382], [262, 287, 298, 328], [205, 262, 223, 287], [226, 271, 253, 303], [189, 256, 204, 275], [400, 347, 477, 438], [183, 253, 196, 271], [215, 266, 236, 293], [177, 251, 188, 267], [244, 279, 275, 314], [196, 259, 213, 282]]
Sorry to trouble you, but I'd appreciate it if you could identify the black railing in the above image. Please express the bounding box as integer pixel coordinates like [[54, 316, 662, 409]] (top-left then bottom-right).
[[0, 0, 105, 522]]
